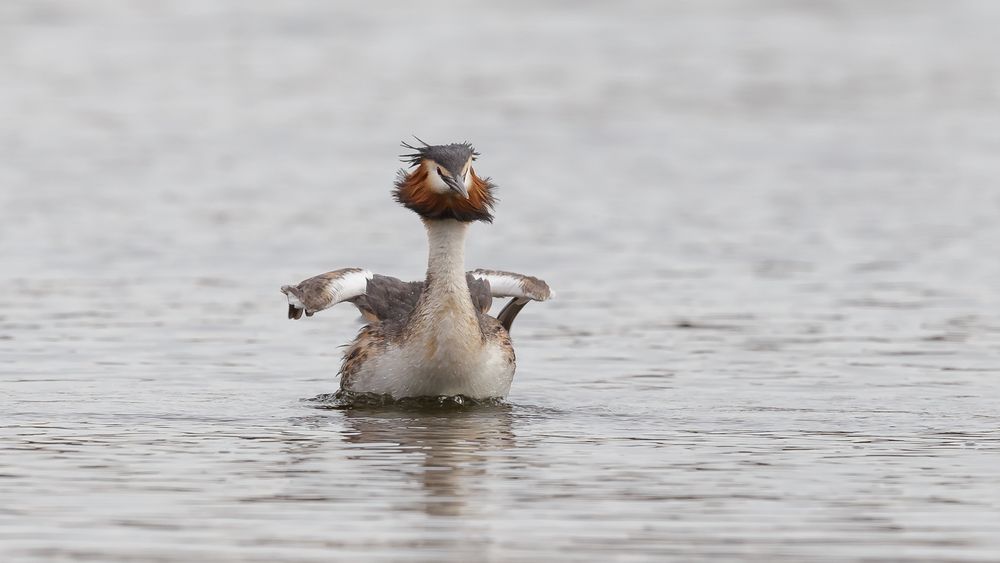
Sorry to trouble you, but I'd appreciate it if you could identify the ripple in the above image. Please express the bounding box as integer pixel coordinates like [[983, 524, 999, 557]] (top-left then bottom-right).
[[302, 391, 509, 410]]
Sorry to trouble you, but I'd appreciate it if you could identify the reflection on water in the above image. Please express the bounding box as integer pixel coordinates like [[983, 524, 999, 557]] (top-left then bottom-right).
[[338, 408, 515, 518], [4, 0, 1000, 560]]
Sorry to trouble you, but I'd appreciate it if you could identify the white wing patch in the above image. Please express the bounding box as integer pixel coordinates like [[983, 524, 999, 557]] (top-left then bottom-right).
[[285, 291, 304, 309], [281, 268, 373, 319], [475, 272, 522, 297], [321, 269, 372, 307], [469, 269, 552, 302]]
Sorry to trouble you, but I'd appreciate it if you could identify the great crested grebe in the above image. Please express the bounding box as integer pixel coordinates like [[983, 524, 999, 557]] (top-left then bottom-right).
[[281, 140, 552, 399]]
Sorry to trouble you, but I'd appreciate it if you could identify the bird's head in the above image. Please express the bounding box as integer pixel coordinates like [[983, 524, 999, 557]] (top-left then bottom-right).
[[393, 138, 496, 223]]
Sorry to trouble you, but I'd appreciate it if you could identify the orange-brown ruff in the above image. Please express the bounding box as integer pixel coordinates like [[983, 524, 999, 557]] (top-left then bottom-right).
[[393, 163, 496, 223], [280, 140, 552, 400]]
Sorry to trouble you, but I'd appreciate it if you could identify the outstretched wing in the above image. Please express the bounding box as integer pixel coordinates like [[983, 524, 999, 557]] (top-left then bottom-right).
[[469, 269, 552, 301], [468, 269, 553, 332], [281, 268, 373, 320], [282, 268, 548, 328], [282, 269, 495, 323]]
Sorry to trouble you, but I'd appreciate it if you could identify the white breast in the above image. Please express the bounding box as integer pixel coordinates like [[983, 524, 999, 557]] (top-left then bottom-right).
[[344, 318, 515, 399]]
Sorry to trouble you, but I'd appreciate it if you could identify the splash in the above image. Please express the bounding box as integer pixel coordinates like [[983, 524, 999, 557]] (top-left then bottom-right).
[[303, 390, 507, 410]]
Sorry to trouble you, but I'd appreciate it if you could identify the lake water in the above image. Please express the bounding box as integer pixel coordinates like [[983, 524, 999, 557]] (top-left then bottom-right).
[[3, 1, 1000, 561]]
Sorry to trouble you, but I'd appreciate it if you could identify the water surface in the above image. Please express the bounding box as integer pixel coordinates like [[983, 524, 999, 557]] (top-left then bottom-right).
[[3, 1, 1000, 560]]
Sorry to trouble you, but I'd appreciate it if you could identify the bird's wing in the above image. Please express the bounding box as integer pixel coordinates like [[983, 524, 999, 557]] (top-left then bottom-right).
[[352, 274, 424, 322], [468, 269, 553, 301], [281, 268, 373, 320], [468, 269, 553, 333], [466, 274, 494, 315], [282, 268, 550, 326]]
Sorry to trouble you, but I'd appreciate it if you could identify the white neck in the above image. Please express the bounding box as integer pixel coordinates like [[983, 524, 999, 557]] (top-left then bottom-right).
[[409, 218, 480, 346], [423, 219, 470, 293]]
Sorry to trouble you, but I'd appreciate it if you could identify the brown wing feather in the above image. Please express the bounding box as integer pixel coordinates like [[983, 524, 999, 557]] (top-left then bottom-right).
[[468, 275, 493, 314], [496, 298, 530, 333], [351, 275, 423, 323]]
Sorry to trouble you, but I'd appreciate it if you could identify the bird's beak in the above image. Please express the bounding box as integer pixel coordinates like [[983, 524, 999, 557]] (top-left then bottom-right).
[[446, 175, 470, 199]]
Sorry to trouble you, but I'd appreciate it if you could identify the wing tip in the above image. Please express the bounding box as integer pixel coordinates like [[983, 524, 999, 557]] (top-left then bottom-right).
[[282, 284, 307, 319], [527, 278, 553, 301], [282, 268, 375, 320], [522, 277, 553, 302]]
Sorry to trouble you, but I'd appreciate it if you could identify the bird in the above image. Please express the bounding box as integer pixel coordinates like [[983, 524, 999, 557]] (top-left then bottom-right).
[[281, 139, 553, 400]]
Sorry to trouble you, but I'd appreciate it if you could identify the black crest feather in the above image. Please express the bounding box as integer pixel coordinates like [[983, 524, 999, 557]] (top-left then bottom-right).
[[400, 137, 479, 172]]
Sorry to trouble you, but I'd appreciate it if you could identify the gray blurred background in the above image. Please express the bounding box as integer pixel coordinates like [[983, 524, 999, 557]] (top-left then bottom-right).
[[4, 0, 998, 284]]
